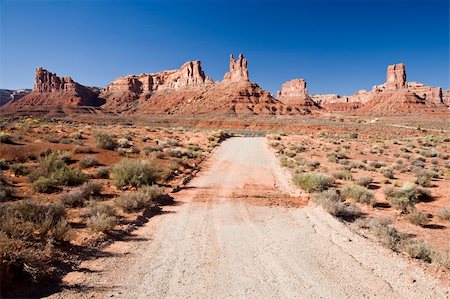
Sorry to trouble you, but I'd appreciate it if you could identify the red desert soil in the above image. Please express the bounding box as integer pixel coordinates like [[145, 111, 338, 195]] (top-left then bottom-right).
[[49, 137, 448, 298]]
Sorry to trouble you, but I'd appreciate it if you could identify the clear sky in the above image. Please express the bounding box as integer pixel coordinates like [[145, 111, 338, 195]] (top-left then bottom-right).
[[1, 0, 449, 95]]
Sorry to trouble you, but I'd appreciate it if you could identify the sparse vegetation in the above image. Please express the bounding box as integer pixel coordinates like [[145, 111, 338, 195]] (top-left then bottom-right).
[[406, 208, 430, 227], [355, 176, 373, 187], [342, 185, 375, 206], [436, 206, 450, 221], [111, 159, 162, 188], [79, 156, 99, 168], [385, 182, 431, 212], [0, 132, 13, 144], [93, 131, 117, 150], [293, 172, 333, 193], [312, 189, 360, 219], [117, 185, 164, 212]]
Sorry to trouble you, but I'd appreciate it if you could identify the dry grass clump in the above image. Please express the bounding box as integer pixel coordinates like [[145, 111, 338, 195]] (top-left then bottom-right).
[[84, 202, 118, 232], [402, 239, 433, 263], [293, 172, 333, 193], [384, 182, 431, 212], [111, 159, 162, 188], [405, 207, 430, 227], [0, 174, 13, 202], [380, 167, 395, 179], [358, 217, 408, 251], [357, 216, 450, 266], [331, 169, 353, 181], [355, 176, 373, 187], [342, 185, 375, 206], [0, 200, 73, 242], [117, 185, 164, 212], [60, 182, 102, 208], [413, 169, 437, 187], [312, 189, 360, 219], [436, 206, 450, 221], [79, 156, 99, 169], [95, 166, 110, 179], [93, 131, 117, 150]]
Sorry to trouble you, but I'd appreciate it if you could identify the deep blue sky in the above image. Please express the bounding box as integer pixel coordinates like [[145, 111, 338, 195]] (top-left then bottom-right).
[[1, 0, 449, 95]]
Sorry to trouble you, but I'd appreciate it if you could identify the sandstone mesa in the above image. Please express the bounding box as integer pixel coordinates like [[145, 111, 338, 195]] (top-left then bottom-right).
[[1, 54, 448, 116]]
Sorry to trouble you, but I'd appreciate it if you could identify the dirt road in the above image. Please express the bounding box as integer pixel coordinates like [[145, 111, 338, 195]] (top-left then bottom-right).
[[51, 137, 449, 299]]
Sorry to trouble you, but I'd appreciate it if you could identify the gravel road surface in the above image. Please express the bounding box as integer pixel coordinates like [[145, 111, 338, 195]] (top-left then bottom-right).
[[49, 137, 449, 299]]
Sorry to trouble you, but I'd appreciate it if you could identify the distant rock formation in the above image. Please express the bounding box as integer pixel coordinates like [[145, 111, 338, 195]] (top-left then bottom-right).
[[100, 60, 214, 112], [386, 63, 406, 90], [3, 68, 102, 109], [277, 79, 319, 111], [104, 60, 212, 94], [1, 56, 447, 116], [223, 54, 249, 83], [443, 89, 450, 106], [314, 63, 448, 114]]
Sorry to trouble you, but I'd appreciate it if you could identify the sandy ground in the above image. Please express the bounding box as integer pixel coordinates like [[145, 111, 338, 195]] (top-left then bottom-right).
[[48, 137, 449, 299]]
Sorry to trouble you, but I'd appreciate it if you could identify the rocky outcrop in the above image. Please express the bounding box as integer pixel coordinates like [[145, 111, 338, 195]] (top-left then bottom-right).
[[386, 63, 406, 90], [355, 90, 439, 115], [279, 79, 308, 98], [223, 54, 249, 83], [443, 89, 450, 106], [3, 68, 101, 108], [317, 63, 448, 114], [34, 67, 79, 93], [104, 60, 212, 94], [352, 64, 448, 115], [101, 61, 213, 111], [277, 79, 318, 110]]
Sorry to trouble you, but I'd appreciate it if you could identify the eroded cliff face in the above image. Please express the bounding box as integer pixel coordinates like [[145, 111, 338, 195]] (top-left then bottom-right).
[[276, 79, 318, 111], [103, 60, 213, 94], [3, 56, 447, 116], [3, 68, 101, 108], [385, 63, 406, 90], [312, 63, 448, 114], [223, 54, 249, 83]]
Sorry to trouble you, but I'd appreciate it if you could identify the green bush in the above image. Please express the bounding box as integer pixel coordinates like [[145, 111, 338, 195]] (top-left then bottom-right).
[[93, 131, 117, 150], [10, 164, 30, 176], [32, 177, 59, 193], [342, 185, 375, 206], [293, 172, 333, 193], [111, 159, 161, 188], [385, 182, 431, 212], [52, 167, 87, 186]]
